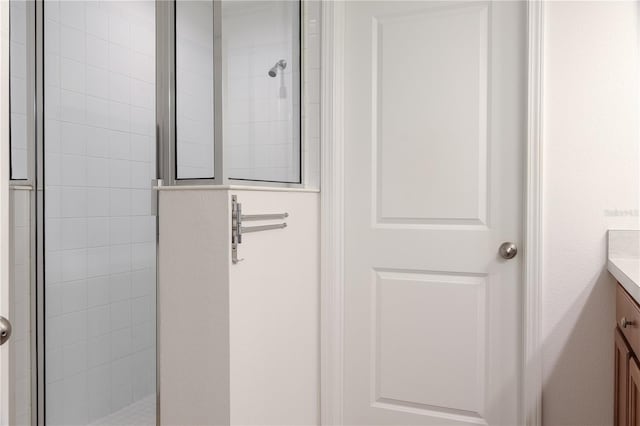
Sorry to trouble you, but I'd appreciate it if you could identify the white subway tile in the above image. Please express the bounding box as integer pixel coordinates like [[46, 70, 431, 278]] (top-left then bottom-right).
[[60, 310, 87, 346], [86, 127, 110, 158], [87, 247, 110, 278], [85, 4, 108, 40], [130, 134, 151, 162], [87, 276, 110, 308], [109, 188, 131, 217], [61, 279, 88, 314], [45, 53, 61, 87], [45, 20, 61, 56], [87, 217, 109, 248], [61, 248, 87, 282], [61, 154, 86, 186], [61, 58, 86, 93], [61, 122, 86, 155], [108, 72, 130, 104], [87, 188, 109, 217], [109, 159, 131, 189], [110, 327, 131, 360], [46, 283, 63, 319], [109, 244, 131, 274], [87, 157, 109, 188], [86, 96, 109, 129], [60, 1, 85, 31], [108, 130, 130, 160], [109, 217, 131, 245], [131, 296, 151, 325], [63, 371, 89, 425], [46, 347, 64, 383], [87, 364, 111, 421], [61, 218, 87, 250], [130, 52, 154, 83], [61, 188, 87, 218], [86, 66, 109, 99], [60, 25, 85, 63], [110, 300, 131, 331], [87, 335, 110, 368], [88, 305, 110, 337], [108, 14, 130, 46], [109, 272, 131, 302], [61, 90, 85, 124], [63, 341, 88, 376]]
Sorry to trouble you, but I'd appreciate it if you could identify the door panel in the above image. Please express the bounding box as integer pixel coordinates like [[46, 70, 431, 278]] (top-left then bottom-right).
[[343, 2, 525, 425], [616, 329, 631, 426], [629, 356, 640, 426]]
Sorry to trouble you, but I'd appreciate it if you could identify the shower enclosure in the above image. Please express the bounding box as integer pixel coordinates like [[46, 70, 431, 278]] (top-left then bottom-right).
[[5, 0, 314, 424]]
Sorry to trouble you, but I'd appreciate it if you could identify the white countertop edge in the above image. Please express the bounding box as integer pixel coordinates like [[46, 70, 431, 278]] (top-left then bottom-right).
[[609, 257, 640, 302], [154, 184, 320, 194]]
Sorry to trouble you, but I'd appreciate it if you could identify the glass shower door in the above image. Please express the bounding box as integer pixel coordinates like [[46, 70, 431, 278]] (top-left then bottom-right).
[[43, 2, 157, 424]]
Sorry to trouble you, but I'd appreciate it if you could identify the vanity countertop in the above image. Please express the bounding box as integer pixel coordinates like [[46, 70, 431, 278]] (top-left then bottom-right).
[[608, 230, 640, 302]]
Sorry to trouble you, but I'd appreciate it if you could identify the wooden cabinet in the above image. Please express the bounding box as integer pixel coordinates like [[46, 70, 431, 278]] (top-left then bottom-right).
[[629, 356, 640, 426], [615, 283, 640, 426], [616, 328, 632, 426]]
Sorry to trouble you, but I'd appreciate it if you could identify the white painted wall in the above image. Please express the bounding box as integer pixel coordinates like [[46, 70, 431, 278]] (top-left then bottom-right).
[[542, 2, 640, 425], [158, 188, 320, 425]]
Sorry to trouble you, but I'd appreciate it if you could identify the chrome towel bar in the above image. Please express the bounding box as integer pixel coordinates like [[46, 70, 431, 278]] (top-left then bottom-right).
[[242, 223, 287, 233], [231, 195, 289, 264], [241, 213, 289, 221]]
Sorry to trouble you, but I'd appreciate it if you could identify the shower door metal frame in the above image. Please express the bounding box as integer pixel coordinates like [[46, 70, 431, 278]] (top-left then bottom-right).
[[34, 1, 45, 422], [7, 0, 41, 424], [32, 1, 161, 424], [156, 0, 225, 187], [157, 0, 305, 188]]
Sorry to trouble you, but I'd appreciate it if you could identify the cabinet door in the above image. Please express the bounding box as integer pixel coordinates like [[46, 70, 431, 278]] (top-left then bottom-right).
[[629, 355, 640, 426], [617, 329, 632, 426]]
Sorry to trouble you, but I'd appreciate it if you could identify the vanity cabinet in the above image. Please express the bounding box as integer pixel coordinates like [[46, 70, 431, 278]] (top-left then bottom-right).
[[629, 356, 640, 426], [615, 283, 640, 426]]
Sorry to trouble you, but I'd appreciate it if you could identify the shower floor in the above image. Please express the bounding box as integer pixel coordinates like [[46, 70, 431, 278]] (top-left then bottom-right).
[[90, 395, 156, 426]]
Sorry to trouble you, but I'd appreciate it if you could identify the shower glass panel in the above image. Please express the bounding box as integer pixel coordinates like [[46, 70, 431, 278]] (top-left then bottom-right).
[[10, 0, 30, 180], [175, 1, 215, 179], [223, 1, 301, 183], [175, 0, 301, 184], [44, 2, 157, 424]]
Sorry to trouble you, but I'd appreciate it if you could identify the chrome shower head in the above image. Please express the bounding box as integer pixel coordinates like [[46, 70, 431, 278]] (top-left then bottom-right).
[[268, 59, 287, 77]]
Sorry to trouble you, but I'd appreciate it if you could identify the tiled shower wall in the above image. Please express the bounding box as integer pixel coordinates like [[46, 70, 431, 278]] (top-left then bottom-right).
[[43, 1, 157, 424]]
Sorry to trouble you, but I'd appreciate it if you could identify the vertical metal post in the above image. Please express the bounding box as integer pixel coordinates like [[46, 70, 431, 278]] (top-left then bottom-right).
[[213, 0, 225, 185], [34, 0, 44, 424], [156, 1, 174, 186]]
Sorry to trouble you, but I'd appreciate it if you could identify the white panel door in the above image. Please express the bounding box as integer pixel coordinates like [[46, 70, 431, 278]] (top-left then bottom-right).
[[343, 2, 525, 425]]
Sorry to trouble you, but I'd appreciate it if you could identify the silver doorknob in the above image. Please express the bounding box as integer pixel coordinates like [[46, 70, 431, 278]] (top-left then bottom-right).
[[0, 316, 11, 346], [499, 242, 518, 259], [621, 317, 635, 328]]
